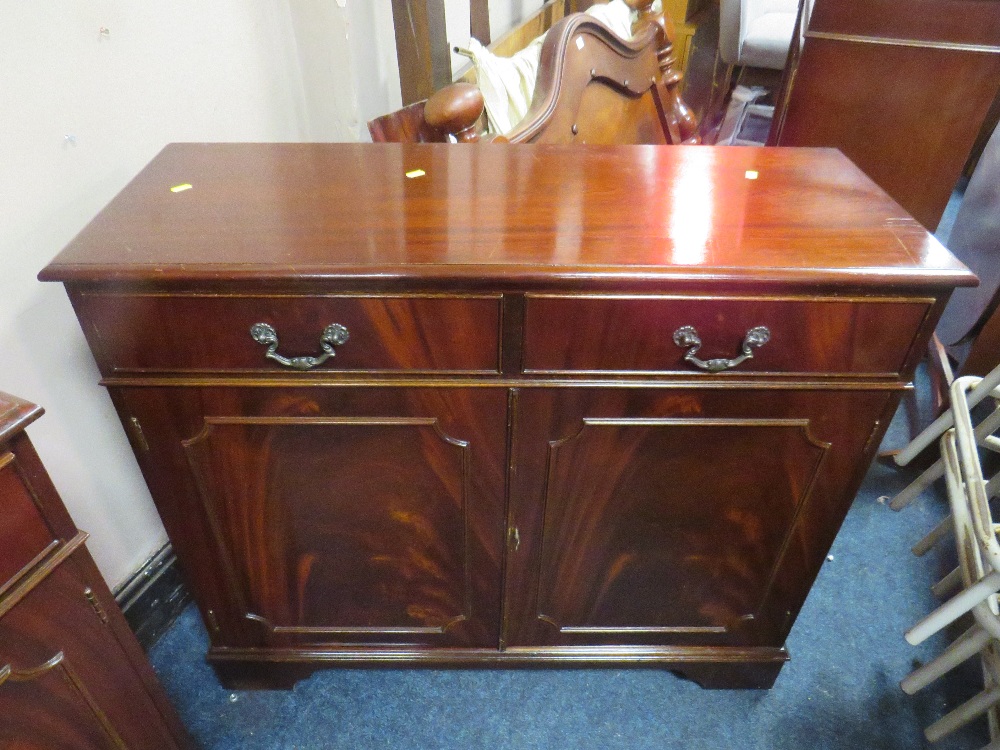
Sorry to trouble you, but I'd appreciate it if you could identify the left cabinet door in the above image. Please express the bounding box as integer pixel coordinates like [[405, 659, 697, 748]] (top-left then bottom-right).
[[0, 554, 185, 750], [117, 386, 509, 651]]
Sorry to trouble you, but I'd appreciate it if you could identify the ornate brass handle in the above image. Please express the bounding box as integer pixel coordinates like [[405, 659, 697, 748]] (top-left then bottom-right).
[[249, 322, 350, 370], [672, 325, 770, 372]]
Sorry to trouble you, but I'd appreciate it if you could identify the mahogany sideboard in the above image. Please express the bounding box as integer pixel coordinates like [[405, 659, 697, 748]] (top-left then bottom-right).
[[0, 391, 193, 748], [40, 143, 975, 689]]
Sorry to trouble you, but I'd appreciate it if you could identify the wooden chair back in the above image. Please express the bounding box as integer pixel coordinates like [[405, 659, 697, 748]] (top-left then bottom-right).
[[369, 0, 697, 145]]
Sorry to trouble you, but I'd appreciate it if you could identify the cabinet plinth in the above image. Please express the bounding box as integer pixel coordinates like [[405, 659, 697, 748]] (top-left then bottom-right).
[[40, 143, 975, 689]]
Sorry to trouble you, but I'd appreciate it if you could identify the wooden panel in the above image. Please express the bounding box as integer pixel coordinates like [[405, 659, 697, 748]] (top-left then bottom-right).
[[0, 557, 181, 749], [38, 144, 975, 290], [505, 387, 893, 648], [771, 0, 1000, 231], [523, 294, 932, 376], [121, 386, 508, 649], [773, 37, 1000, 230], [391, 0, 451, 105], [0, 452, 58, 593], [73, 293, 502, 375], [470, 0, 490, 45], [807, 0, 1000, 47]]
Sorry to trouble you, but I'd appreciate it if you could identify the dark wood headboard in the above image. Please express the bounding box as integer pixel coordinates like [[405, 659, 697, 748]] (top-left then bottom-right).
[[369, 0, 698, 145]]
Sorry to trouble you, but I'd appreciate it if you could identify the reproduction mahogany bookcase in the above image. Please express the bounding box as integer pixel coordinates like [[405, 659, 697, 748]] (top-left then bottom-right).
[[40, 143, 974, 689]]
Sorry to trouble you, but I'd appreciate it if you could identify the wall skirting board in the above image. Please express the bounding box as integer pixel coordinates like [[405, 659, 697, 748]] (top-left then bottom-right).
[[115, 543, 191, 652]]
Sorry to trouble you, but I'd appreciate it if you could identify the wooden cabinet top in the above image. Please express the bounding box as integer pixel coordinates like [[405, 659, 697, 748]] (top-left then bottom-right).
[[0, 392, 42, 444], [39, 143, 974, 290]]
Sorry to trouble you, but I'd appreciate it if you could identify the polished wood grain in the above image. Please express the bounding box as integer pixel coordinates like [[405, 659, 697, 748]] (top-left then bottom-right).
[[119, 386, 508, 650], [71, 292, 502, 376], [504, 387, 894, 649], [423, 83, 487, 142], [40, 144, 972, 689], [367, 100, 441, 144], [40, 144, 973, 288], [770, 0, 1000, 231], [523, 294, 933, 376], [0, 393, 192, 749]]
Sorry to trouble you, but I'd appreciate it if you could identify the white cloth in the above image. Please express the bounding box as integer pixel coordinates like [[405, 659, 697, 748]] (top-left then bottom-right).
[[468, 36, 544, 135]]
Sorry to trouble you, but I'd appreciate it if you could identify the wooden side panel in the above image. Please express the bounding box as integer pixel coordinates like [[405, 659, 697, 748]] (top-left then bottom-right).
[[771, 0, 1000, 231], [505, 387, 893, 648], [120, 386, 508, 650], [0, 557, 180, 750], [0, 452, 58, 592]]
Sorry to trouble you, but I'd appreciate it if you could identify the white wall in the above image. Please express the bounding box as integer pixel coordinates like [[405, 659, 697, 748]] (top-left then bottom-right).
[[346, 2, 404, 129], [0, 0, 367, 589], [489, 0, 546, 42], [0, 0, 536, 590], [444, 0, 545, 76]]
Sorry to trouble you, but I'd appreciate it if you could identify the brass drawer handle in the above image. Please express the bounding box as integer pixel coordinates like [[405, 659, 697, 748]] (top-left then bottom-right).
[[673, 325, 770, 372], [250, 322, 350, 370], [0, 652, 65, 687]]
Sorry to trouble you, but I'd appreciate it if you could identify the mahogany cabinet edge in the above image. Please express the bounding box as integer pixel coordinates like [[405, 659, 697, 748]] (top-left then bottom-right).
[[0, 397, 195, 750], [0, 393, 43, 444], [66, 545, 197, 749], [38, 266, 978, 290]]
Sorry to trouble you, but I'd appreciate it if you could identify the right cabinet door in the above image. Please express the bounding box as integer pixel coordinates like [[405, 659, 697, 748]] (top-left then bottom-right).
[[504, 386, 894, 649]]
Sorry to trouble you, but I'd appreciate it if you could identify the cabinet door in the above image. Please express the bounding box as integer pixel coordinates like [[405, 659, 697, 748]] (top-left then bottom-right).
[[504, 387, 893, 649], [120, 386, 508, 650], [0, 556, 182, 750]]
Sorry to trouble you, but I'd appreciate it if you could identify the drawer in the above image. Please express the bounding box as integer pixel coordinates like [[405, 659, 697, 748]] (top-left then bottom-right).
[[0, 452, 57, 595], [73, 293, 502, 375], [522, 294, 933, 376]]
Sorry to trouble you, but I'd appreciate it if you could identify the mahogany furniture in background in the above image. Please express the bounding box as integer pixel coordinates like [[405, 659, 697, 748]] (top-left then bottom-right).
[[41, 143, 974, 689], [369, 0, 699, 145], [769, 0, 1000, 231], [0, 392, 192, 749]]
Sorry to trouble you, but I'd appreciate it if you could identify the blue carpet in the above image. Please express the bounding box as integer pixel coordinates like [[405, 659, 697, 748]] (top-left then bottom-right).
[[149, 408, 991, 749]]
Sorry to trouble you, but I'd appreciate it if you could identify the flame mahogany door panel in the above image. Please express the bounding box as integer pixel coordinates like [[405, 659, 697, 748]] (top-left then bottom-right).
[[504, 387, 894, 649], [118, 386, 508, 651]]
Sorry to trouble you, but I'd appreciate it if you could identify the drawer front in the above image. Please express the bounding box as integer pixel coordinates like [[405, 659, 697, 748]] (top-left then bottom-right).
[[0, 452, 57, 595], [74, 293, 502, 375], [523, 294, 932, 376]]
